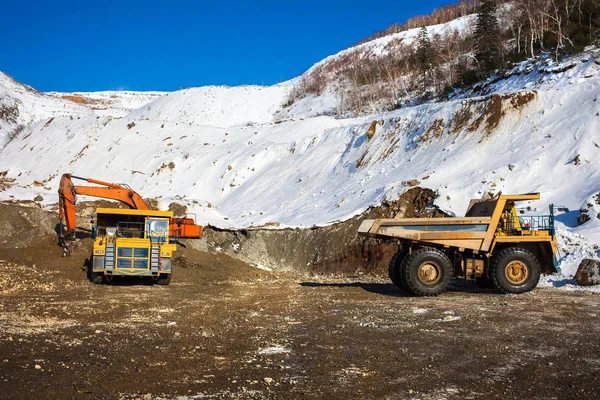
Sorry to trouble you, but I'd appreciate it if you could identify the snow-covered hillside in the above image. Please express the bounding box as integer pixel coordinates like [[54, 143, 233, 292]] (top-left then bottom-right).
[[0, 16, 599, 281], [47, 90, 166, 118], [307, 14, 477, 76], [126, 85, 289, 128], [0, 72, 94, 146]]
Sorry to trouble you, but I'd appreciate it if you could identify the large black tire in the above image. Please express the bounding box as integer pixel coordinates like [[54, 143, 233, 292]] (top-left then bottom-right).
[[490, 247, 540, 294], [90, 271, 104, 284], [157, 273, 171, 286], [388, 250, 408, 291], [402, 247, 453, 296]]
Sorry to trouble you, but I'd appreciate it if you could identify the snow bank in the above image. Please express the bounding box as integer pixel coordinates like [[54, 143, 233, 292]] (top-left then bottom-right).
[[126, 85, 290, 127]]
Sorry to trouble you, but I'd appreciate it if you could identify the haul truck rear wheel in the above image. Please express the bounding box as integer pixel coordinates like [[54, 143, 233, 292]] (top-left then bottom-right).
[[402, 247, 453, 296], [388, 250, 409, 291], [490, 247, 540, 294]]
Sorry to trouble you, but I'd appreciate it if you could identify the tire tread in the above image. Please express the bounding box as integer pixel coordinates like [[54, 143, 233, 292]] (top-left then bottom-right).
[[402, 247, 453, 297], [490, 247, 540, 294]]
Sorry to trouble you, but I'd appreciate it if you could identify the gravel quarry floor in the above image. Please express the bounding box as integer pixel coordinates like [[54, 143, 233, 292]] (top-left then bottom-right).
[[1, 260, 600, 400]]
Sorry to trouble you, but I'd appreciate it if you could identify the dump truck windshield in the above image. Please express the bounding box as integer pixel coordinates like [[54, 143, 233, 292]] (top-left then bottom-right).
[[146, 219, 169, 243]]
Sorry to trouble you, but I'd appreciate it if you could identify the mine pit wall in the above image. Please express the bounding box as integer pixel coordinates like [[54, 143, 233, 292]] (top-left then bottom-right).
[[181, 187, 444, 274], [0, 187, 442, 275]]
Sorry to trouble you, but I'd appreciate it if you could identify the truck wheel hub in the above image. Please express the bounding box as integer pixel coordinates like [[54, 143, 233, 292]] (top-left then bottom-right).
[[505, 260, 529, 284], [418, 262, 441, 285]]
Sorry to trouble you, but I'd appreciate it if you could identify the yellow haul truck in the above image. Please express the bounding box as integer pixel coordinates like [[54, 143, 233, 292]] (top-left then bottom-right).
[[90, 208, 177, 285], [358, 193, 562, 296]]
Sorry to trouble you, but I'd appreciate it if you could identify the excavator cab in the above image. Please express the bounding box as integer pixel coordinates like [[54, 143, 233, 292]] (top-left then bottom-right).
[[90, 208, 176, 285], [170, 213, 202, 238]]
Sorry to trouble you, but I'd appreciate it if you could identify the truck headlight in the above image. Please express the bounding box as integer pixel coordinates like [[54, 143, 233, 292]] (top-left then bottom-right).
[[106, 227, 116, 237], [94, 249, 105, 255], [161, 251, 169, 256]]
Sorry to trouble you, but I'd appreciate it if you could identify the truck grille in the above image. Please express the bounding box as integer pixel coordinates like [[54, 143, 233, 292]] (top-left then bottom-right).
[[116, 247, 150, 269], [118, 248, 149, 258], [117, 258, 149, 269]]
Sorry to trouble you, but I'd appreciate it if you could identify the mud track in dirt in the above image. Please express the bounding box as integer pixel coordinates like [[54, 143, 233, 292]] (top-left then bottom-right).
[[1, 259, 600, 400]]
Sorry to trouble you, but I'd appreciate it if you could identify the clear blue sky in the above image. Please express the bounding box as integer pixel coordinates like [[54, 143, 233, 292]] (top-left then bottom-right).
[[1, 0, 452, 92]]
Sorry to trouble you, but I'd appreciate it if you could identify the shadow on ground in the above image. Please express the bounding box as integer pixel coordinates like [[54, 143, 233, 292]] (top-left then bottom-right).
[[554, 210, 580, 228], [300, 279, 499, 297]]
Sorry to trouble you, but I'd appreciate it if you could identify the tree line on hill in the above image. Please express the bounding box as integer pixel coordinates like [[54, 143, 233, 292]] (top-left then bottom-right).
[[288, 0, 599, 115]]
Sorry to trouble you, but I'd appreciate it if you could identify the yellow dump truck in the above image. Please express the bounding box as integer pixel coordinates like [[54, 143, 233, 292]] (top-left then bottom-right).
[[358, 193, 560, 296], [90, 208, 177, 285]]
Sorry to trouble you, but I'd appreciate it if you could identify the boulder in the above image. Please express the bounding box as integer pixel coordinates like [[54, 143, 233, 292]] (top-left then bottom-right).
[[575, 259, 600, 286], [577, 210, 590, 225]]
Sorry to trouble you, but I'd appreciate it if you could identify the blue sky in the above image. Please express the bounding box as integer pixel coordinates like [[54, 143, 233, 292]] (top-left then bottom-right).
[[1, 0, 452, 92]]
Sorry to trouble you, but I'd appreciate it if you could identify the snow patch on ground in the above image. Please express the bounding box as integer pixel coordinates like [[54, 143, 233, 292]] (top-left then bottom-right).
[[540, 230, 600, 291], [253, 264, 273, 272], [257, 346, 290, 355]]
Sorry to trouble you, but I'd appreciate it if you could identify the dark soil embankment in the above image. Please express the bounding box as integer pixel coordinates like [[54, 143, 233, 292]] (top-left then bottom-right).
[[0, 201, 269, 285], [184, 187, 445, 274], [0, 201, 65, 265]]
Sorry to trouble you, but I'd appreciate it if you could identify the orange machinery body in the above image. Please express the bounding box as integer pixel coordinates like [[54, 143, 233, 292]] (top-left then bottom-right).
[[58, 173, 202, 239], [169, 216, 203, 238]]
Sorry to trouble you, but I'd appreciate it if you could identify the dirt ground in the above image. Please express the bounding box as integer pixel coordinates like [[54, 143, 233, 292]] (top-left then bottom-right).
[[1, 257, 600, 400]]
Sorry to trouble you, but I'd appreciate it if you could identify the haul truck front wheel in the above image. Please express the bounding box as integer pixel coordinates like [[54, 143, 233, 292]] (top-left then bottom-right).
[[157, 273, 171, 286], [90, 271, 104, 284], [490, 247, 541, 294], [402, 247, 453, 296]]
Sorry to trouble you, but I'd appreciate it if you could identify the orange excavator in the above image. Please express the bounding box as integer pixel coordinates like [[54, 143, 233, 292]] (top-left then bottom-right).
[[58, 173, 202, 251]]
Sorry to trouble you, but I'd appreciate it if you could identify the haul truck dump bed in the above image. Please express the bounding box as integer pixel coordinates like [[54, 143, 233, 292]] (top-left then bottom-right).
[[358, 193, 560, 296]]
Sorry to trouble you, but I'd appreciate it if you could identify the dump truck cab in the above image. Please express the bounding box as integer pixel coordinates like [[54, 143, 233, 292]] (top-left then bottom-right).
[[358, 193, 561, 296], [90, 208, 177, 285]]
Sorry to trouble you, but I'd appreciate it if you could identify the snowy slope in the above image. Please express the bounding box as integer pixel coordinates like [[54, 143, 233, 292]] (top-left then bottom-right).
[[126, 85, 289, 127], [47, 90, 166, 117], [305, 14, 477, 76], [0, 72, 94, 146]]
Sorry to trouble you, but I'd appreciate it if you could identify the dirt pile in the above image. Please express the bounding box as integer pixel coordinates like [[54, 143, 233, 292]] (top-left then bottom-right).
[[0, 200, 56, 250], [186, 187, 443, 275], [173, 246, 276, 284], [0, 201, 95, 268]]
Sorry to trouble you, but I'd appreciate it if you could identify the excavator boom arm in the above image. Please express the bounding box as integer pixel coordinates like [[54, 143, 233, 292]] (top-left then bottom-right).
[[57, 173, 202, 246], [74, 186, 149, 210], [58, 173, 149, 238]]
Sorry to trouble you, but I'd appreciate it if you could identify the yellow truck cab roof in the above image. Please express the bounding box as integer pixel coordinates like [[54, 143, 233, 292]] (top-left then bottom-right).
[[95, 208, 173, 218], [498, 193, 540, 201]]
